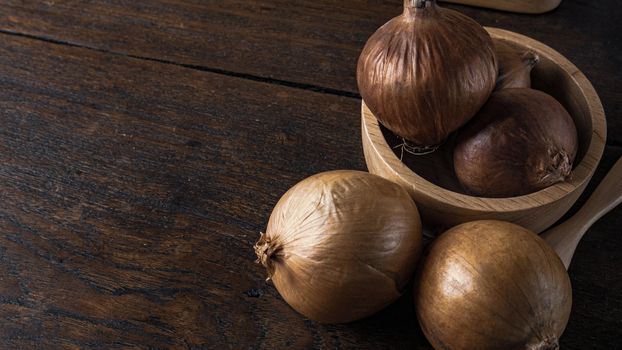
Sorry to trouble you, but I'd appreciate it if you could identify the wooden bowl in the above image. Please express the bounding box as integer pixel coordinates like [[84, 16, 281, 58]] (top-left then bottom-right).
[[442, 0, 562, 14], [361, 27, 606, 233]]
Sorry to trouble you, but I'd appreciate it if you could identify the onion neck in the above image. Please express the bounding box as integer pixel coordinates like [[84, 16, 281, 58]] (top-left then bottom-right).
[[403, 0, 438, 17], [521, 50, 540, 68], [539, 149, 572, 187], [528, 337, 559, 350], [254, 232, 280, 278]]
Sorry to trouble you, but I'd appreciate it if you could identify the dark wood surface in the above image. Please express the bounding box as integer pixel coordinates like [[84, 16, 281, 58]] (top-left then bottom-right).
[[1, 0, 620, 144], [0, 1, 620, 349]]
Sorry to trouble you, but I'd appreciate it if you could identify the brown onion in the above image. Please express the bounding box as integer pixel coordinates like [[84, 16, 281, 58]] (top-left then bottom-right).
[[495, 40, 539, 90], [254, 170, 422, 323], [454, 88, 578, 197], [357, 0, 497, 147], [415, 220, 572, 350]]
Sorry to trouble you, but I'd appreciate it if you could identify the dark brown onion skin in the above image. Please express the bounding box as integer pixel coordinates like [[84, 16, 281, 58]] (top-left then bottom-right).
[[357, 0, 497, 146], [454, 88, 578, 197], [495, 40, 539, 90]]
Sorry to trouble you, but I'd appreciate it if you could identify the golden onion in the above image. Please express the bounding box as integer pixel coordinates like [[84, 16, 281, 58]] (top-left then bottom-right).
[[255, 170, 422, 323], [415, 220, 572, 349]]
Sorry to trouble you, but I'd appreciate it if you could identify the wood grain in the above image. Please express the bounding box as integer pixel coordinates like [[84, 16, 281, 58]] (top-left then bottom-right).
[[0, 0, 620, 144], [0, 1, 621, 349], [0, 33, 418, 349], [0, 32, 620, 349]]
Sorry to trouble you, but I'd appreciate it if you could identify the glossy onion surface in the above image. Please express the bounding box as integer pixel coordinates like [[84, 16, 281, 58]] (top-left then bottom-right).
[[416, 220, 572, 350], [357, 0, 497, 146]]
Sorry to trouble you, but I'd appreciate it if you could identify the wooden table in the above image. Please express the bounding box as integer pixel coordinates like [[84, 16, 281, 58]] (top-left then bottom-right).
[[1, 1, 620, 348]]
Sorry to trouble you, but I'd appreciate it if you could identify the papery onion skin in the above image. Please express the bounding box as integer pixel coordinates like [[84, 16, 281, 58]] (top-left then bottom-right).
[[495, 40, 539, 90], [454, 88, 578, 197], [255, 170, 422, 324], [415, 220, 572, 350], [357, 0, 497, 146]]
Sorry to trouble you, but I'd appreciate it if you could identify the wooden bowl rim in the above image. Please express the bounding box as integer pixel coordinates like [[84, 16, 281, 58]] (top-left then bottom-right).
[[362, 27, 607, 212], [442, 0, 562, 14]]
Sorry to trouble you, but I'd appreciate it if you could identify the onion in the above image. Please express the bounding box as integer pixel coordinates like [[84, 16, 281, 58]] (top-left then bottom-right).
[[254, 170, 422, 323], [357, 0, 497, 147], [415, 220, 572, 350], [495, 40, 539, 90], [454, 88, 578, 197]]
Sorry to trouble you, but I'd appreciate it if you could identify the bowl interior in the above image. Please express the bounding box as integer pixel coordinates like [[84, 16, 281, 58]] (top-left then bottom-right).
[[380, 36, 594, 196]]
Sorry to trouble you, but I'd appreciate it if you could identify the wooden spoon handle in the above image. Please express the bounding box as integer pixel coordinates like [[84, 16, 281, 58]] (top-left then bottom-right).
[[441, 0, 562, 14], [543, 157, 622, 268]]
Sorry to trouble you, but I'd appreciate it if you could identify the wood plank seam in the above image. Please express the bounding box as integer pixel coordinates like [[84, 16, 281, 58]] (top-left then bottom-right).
[[0, 20, 620, 348], [0, 28, 360, 100]]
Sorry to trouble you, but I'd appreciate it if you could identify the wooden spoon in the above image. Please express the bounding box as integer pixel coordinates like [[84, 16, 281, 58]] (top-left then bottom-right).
[[441, 0, 562, 14], [542, 157, 622, 269]]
